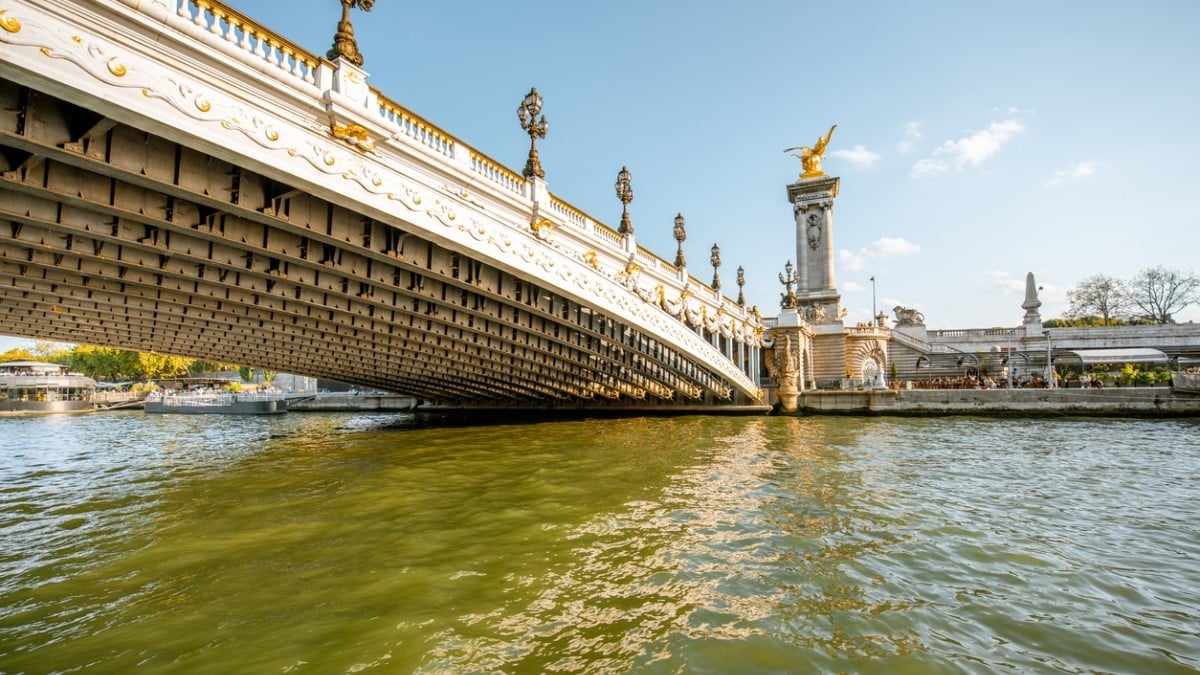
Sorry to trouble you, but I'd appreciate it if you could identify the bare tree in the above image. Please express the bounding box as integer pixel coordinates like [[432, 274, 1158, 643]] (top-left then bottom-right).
[[1065, 274, 1130, 325], [1126, 266, 1200, 324]]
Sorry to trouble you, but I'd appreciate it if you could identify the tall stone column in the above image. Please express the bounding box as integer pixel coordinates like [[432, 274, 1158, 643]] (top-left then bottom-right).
[[788, 176, 840, 304], [787, 176, 846, 385]]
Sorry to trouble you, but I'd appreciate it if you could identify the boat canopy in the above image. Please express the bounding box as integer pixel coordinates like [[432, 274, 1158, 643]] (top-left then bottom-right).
[[1057, 348, 1169, 365]]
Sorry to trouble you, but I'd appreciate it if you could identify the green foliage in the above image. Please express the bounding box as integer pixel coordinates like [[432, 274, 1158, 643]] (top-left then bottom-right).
[[2, 341, 257, 384], [1108, 363, 1174, 387], [0, 347, 36, 362], [1044, 316, 1136, 328], [32, 341, 74, 364], [188, 359, 237, 376], [138, 352, 192, 379], [69, 345, 141, 381]]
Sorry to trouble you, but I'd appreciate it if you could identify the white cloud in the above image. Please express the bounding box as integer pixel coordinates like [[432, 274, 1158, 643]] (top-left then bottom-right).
[[897, 121, 922, 154], [910, 157, 946, 177], [831, 144, 882, 168], [842, 281, 865, 293], [1044, 160, 1098, 188], [866, 237, 921, 257], [980, 270, 1026, 294], [839, 237, 921, 272], [910, 119, 1025, 178]]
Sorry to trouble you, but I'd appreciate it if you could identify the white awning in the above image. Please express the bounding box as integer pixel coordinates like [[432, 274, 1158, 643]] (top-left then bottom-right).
[[1059, 348, 1168, 365]]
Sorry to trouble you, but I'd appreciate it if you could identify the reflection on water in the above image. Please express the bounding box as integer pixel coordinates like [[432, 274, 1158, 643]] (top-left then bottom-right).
[[1, 412, 1197, 673]]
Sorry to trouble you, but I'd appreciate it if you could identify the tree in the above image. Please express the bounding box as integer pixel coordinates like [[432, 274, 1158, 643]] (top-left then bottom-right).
[[1065, 274, 1131, 326], [68, 345, 141, 381], [1126, 266, 1200, 324], [138, 352, 192, 379], [0, 347, 36, 362]]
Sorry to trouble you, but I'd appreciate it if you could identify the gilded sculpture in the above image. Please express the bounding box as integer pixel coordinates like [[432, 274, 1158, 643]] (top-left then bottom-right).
[[784, 124, 837, 179]]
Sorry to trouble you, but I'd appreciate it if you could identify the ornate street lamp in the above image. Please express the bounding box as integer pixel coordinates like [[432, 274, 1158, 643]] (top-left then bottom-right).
[[737, 266, 746, 306], [779, 260, 798, 309], [327, 0, 374, 67], [615, 166, 633, 234], [710, 243, 721, 290], [673, 213, 687, 267], [517, 87, 549, 179]]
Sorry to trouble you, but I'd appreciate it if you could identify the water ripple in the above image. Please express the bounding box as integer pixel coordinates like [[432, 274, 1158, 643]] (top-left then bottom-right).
[[0, 414, 1196, 673]]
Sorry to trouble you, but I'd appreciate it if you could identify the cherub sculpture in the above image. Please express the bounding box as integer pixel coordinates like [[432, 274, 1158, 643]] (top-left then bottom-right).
[[784, 124, 837, 179]]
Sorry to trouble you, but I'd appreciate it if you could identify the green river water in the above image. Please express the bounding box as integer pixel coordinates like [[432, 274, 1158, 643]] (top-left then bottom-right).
[[1, 412, 1197, 673]]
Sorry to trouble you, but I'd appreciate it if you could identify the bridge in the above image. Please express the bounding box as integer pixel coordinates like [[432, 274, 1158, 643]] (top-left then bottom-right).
[[0, 0, 768, 409]]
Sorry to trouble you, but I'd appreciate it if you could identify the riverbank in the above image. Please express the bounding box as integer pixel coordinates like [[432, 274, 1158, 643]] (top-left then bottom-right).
[[798, 386, 1200, 417]]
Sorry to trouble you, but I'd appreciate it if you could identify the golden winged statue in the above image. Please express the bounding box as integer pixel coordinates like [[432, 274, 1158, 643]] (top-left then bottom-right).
[[784, 124, 837, 179]]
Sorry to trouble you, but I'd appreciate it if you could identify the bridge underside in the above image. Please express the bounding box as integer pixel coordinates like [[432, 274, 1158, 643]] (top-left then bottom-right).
[[0, 77, 755, 408]]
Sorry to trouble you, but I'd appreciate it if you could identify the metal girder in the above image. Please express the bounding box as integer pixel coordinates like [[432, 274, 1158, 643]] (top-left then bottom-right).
[[0, 78, 745, 405]]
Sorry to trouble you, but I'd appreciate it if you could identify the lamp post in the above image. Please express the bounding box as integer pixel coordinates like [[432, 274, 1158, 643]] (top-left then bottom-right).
[[615, 166, 633, 234], [517, 87, 548, 179], [1043, 329, 1055, 388], [779, 260, 798, 309], [327, 0, 374, 66], [870, 275, 877, 326], [737, 266, 745, 307], [710, 243, 721, 290], [673, 213, 686, 267]]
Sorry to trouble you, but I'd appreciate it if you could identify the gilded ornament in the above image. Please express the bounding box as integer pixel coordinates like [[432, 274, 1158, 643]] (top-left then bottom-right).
[[106, 57, 126, 77], [784, 124, 837, 179], [331, 122, 374, 151], [0, 10, 21, 33], [323, 152, 335, 166], [582, 251, 599, 269], [194, 97, 211, 113]]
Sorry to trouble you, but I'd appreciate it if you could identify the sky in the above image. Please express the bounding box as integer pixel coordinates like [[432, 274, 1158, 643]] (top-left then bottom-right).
[[4, 0, 1199, 353]]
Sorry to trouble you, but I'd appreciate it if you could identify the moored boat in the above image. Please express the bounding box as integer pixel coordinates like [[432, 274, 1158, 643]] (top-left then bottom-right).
[[0, 361, 97, 415], [143, 390, 290, 414]]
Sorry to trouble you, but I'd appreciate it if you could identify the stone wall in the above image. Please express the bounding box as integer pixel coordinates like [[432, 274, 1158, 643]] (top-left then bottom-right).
[[798, 387, 1199, 417]]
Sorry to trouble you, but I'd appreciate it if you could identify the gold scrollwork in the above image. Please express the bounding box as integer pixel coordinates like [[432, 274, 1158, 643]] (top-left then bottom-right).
[[106, 57, 126, 77], [530, 218, 554, 237], [194, 97, 211, 113], [0, 10, 21, 33], [582, 251, 599, 269], [323, 152, 335, 166]]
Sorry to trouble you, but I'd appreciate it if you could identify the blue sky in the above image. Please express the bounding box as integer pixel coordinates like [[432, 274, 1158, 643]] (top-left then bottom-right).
[[4, 0, 1199, 353]]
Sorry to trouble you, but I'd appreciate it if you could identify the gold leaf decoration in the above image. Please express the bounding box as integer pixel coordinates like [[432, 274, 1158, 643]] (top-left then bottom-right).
[[0, 10, 21, 33]]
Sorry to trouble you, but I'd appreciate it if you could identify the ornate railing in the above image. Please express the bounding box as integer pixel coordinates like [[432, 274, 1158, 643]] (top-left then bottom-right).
[[183, 0, 323, 86]]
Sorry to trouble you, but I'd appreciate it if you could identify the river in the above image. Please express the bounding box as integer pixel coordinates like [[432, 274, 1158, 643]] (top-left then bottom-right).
[[1, 412, 1197, 673]]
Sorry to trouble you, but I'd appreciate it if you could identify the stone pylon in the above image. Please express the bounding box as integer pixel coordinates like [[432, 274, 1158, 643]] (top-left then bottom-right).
[[787, 176, 846, 385]]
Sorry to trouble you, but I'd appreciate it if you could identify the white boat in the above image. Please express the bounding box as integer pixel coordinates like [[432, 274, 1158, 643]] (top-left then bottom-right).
[[0, 361, 97, 415], [143, 390, 291, 414]]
